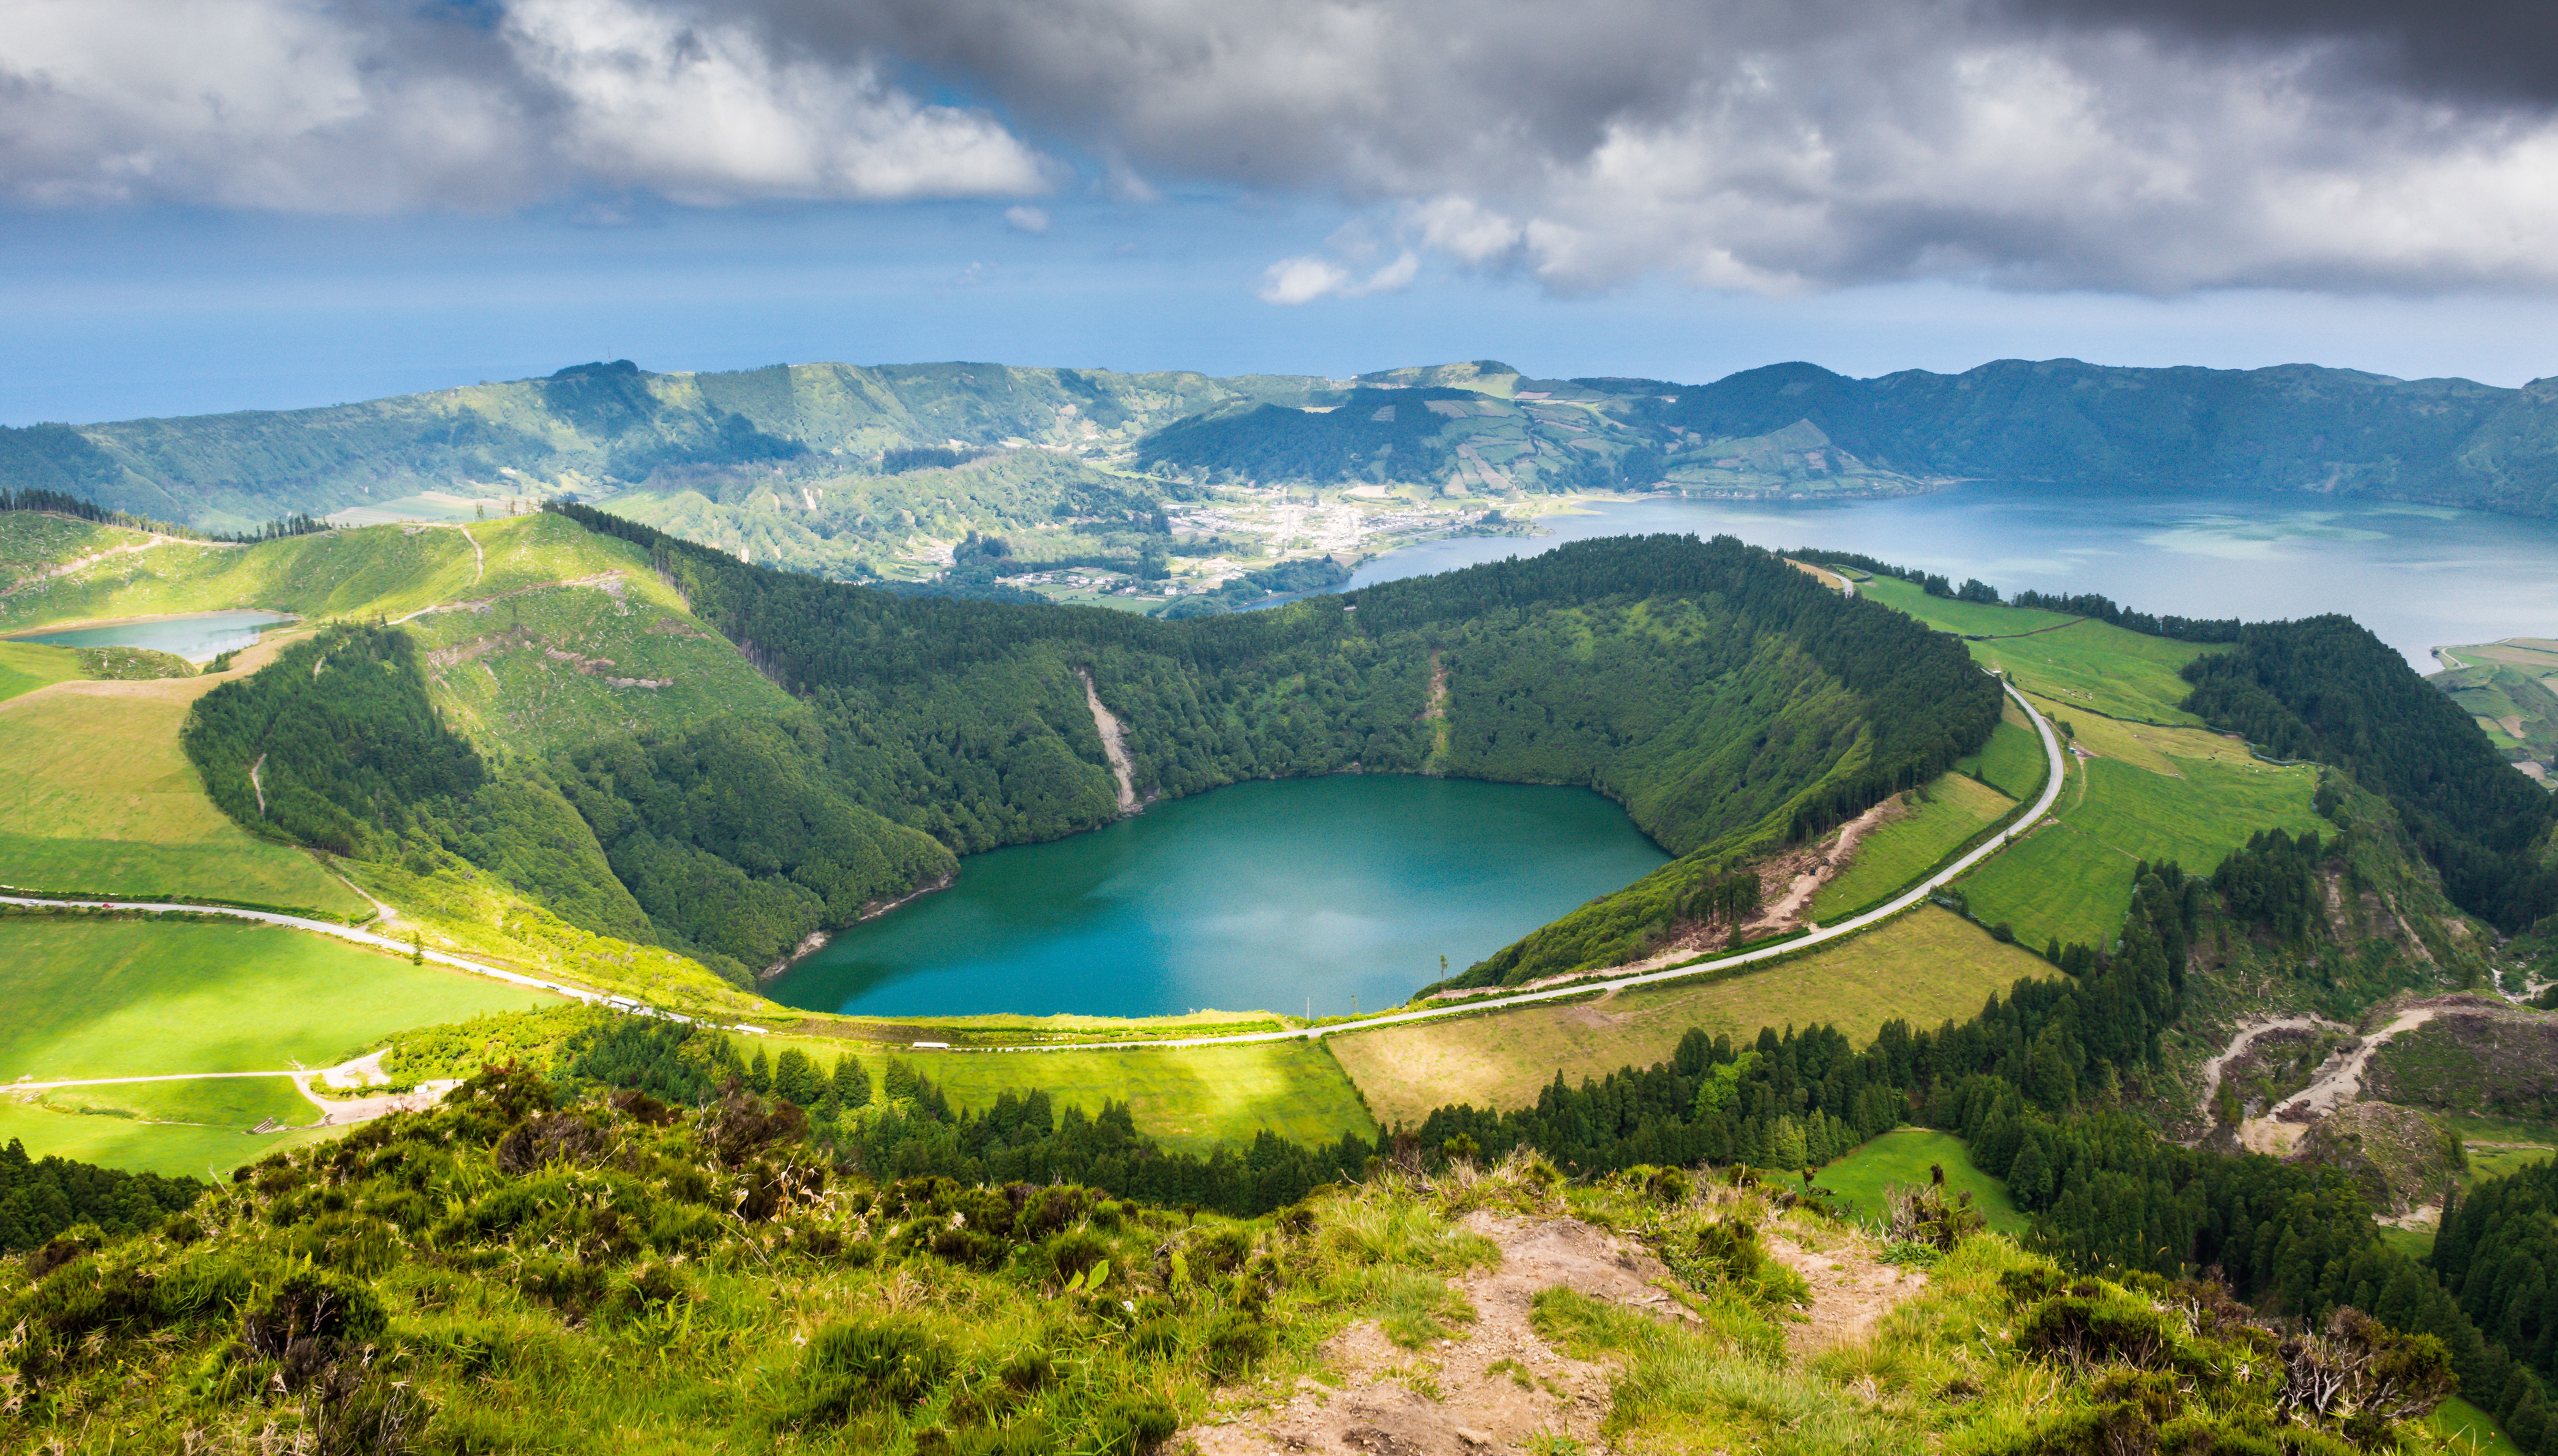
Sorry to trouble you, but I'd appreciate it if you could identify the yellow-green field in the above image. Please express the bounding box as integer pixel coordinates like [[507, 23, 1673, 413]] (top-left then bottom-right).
[[0, 672, 371, 915], [0, 917, 559, 1083], [1810, 773, 2017, 921], [0, 640, 86, 704], [1817, 1127, 2027, 1235], [735, 1032, 1378, 1155], [1855, 577, 2077, 637], [1328, 907, 2054, 1128]]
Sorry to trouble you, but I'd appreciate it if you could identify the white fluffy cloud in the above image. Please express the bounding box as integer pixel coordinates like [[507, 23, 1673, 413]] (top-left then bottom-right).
[[4, 0, 2556, 296], [0, 0, 1044, 209]]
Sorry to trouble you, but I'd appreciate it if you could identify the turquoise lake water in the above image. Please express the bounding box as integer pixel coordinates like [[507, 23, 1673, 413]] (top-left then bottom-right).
[[10, 610, 292, 663], [764, 774, 1669, 1019]]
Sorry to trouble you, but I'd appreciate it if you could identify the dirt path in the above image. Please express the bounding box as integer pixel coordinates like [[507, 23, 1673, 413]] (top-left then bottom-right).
[[1078, 667, 1139, 814], [2231, 1002, 2456, 1154], [2193, 1014, 2349, 1129], [1188, 1212, 1669, 1456], [1746, 793, 1904, 934], [1763, 1225, 1930, 1357]]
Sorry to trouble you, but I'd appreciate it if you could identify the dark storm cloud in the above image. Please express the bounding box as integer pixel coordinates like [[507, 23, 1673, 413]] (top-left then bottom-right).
[[3, 0, 2555, 295], [1996, 0, 2558, 104]]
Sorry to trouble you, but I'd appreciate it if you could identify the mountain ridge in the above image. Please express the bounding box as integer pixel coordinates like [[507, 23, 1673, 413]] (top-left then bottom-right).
[[6, 353, 2557, 531]]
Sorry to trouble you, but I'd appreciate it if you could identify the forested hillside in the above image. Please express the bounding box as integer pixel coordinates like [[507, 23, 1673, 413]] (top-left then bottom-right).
[[174, 510, 1993, 988]]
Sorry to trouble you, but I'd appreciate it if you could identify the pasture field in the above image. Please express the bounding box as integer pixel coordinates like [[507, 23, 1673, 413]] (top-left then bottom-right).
[[1809, 773, 2016, 921], [739, 1033, 1379, 1155], [1961, 749, 2322, 950], [1816, 1126, 2027, 1236], [1955, 707, 2049, 801], [1855, 577, 2078, 637], [0, 917, 560, 1084], [2030, 691, 2256, 777], [1859, 576, 2219, 722], [0, 675, 370, 916], [2432, 1398, 2529, 1456], [0, 640, 84, 704], [38, 1076, 314, 1129], [1328, 907, 2055, 1128], [1972, 621, 2215, 724], [0, 1098, 341, 1180]]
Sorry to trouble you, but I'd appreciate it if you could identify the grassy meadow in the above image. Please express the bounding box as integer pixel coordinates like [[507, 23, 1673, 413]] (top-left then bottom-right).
[[0, 916, 559, 1084], [1808, 772, 2016, 921], [0, 640, 86, 704], [0, 672, 371, 915], [1955, 706, 2050, 801], [1961, 749, 2323, 951], [736, 1032, 1379, 1154], [1855, 577, 2078, 637], [2432, 1397, 2530, 1456], [0, 1097, 342, 1180], [1817, 1126, 2027, 1236], [1329, 907, 2055, 1127]]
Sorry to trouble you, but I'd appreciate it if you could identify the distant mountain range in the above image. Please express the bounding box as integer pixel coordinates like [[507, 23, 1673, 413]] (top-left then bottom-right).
[[2, 354, 2553, 532]]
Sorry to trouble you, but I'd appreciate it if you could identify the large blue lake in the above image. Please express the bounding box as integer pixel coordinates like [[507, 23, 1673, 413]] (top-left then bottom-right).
[[1358, 483, 2558, 672], [764, 774, 1669, 1019]]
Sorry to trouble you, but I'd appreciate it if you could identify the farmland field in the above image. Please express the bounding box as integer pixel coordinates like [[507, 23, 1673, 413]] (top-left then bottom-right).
[[1960, 749, 2322, 951], [0, 917, 560, 1085], [1328, 907, 2054, 1128], [1855, 577, 2077, 637], [0, 677, 371, 916], [1809, 773, 2016, 921], [1816, 1126, 2027, 1236], [0, 641, 86, 705], [1955, 705, 2049, 801]]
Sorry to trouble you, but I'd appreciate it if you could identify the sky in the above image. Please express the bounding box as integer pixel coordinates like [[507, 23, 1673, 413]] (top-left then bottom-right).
[[5, 0, 2556, 424]]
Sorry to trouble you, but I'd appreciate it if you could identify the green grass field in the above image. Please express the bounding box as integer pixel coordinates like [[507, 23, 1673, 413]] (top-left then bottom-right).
[[0, 678, 372, 915], [2432, 1397, 2528, 1456], [1974, 622, 2216, 724], [1957, 713, 2050, 801], [0, 917, 560, 1083], [737, 1033, 1378, 1155], [1961, 752, 2323, 951], [1810, 773, 2017, 921], [1330, 906, 2055, 1128], [0, 1098, 342, 1180], [1858, 578, 2078, 637], [0, 640, 85, 704], [1816, 1127, 2027, 1235]]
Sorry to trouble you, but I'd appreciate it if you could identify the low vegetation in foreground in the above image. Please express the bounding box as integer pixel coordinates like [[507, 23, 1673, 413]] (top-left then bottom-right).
[[0, 1061, 2474, 1456]]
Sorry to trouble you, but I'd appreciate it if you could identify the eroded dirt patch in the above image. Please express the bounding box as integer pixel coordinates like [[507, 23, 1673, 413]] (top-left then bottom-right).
[[1188, 1212, 1676, 1456], [1762, 1225, 1931, 1358]]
